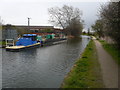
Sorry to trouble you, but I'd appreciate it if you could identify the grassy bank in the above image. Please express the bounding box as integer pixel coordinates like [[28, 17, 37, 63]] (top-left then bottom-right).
[[0, 41, 6, 46], [99, 40, 120, 65], [61, 40, 104, 88]]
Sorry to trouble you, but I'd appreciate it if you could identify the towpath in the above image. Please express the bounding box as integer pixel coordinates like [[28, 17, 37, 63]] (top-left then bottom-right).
[[94, 39, 118, 88]]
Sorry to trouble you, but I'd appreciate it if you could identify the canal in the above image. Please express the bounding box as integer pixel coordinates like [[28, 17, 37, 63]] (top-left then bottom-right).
[[2, 36, 90, 88]]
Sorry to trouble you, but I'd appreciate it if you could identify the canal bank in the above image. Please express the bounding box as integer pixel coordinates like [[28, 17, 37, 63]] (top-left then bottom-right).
[[61, 40, 105, 88]]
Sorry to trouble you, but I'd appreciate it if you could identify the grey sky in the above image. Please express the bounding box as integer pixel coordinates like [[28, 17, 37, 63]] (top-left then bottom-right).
[[0, 0, 109, 30]]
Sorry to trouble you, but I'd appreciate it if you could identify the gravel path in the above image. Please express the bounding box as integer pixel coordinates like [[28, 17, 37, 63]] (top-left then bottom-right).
[[94, 40, 118, 88]]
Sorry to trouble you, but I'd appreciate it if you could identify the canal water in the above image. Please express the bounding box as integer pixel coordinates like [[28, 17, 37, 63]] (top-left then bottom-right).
[[2, 36, 90, 88]]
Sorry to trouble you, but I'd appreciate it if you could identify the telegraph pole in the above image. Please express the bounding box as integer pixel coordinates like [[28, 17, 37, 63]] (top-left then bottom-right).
[[27, 17, 31, 33], [28, 17, 30, 26]]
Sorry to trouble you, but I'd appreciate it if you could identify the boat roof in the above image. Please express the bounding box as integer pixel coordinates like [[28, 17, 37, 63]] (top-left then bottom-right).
[[23, 34, 37, 36]]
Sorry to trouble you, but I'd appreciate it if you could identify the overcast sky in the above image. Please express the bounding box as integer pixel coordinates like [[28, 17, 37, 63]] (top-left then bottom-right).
[[0, 0, 110, 30]]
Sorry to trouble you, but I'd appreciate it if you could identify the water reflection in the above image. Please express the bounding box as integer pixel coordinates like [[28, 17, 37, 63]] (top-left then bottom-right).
[[2, 35, 90, 88]]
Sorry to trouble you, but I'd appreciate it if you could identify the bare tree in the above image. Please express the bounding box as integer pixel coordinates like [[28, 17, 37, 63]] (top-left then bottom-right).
[[99, 2, 120, 48], [93, 2, 120, 48], [66, 17, 83, 36], [48, 5, 83, 36]]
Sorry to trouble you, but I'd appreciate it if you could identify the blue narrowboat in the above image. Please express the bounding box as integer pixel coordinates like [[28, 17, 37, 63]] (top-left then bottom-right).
[[6, 34, 41, 51]]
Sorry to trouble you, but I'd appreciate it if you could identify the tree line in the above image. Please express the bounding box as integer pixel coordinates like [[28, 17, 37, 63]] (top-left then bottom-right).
[[92, 2, 120, 49]]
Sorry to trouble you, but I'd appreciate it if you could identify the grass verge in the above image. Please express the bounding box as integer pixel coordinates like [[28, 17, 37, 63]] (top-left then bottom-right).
[[99, 40, 120, 65], [0, 41, 6, 46], [61, 40, 104, 88]]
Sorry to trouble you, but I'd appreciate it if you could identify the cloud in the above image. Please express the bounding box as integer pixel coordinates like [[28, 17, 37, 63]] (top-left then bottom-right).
[[1, 0, 110, 3]]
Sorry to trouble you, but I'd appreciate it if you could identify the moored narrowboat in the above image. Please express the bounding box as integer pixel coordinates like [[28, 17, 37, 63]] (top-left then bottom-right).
[[6, 34, 41, 51]]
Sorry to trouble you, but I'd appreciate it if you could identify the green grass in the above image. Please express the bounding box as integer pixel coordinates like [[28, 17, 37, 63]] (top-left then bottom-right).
[[0, 41, 6, 48], [99, 40, 120, 65], [0, 41, 6, 45], [61, 40, 104, 88]]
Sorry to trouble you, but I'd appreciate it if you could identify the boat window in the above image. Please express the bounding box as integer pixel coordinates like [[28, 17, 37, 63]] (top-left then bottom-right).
[[31, 36, 37, 41]]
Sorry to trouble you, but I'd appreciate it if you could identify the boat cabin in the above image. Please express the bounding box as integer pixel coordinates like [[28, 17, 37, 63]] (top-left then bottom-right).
[[16, 34, 38, 46]]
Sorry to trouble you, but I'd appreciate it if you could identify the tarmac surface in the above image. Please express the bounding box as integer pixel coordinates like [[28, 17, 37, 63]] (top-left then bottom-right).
[[94, 40, 118, 88]]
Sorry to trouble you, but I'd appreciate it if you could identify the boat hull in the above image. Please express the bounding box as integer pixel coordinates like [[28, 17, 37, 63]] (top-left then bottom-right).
[[42, 38, 67, 46], [6, 43, 41, 52]]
